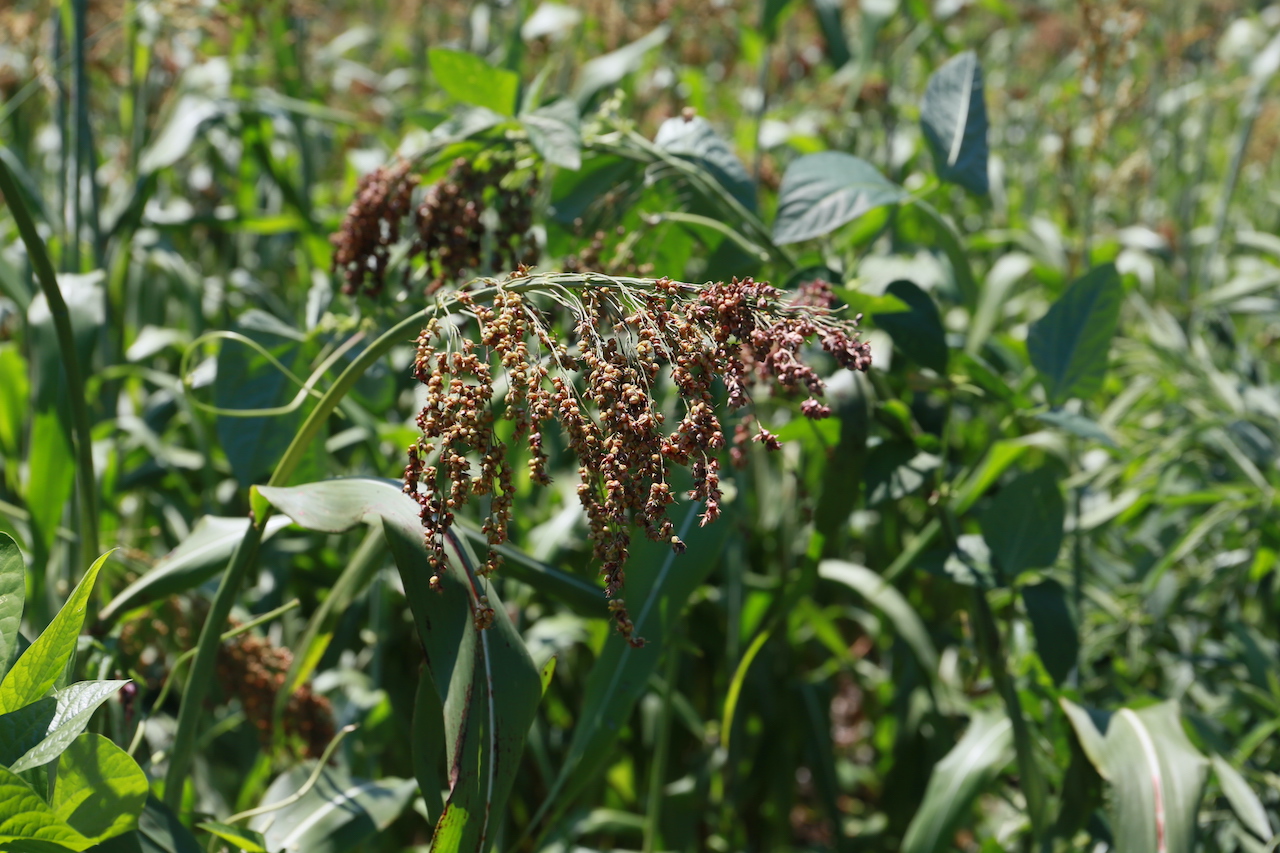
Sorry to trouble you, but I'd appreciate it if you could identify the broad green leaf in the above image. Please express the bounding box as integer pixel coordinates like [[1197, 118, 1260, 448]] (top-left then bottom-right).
[[0, 345, 28, 460], [871, 280, 948, 372], [248, 766, 415, 853], [27, 271, 105, 411], [920, 51, 990, 195], [1211, 754, 1272, 842], [901, 713, 1013, 853], [411, 661, 445, 827], [213, 310, 313, 489], [24, 409, 74, 557], [951, 433, 1059, 515], [1100, 702, 1208, 853], [0, 763, 91, 851], [1027, 264, 1122, 406], [866, 443, 941, 506], [135, 796, 202, 853], [522, 99, 582, 170], [0, 532, 23, 678], [1021, 579, 1077, 686], [0, 696, 55, 767], [895, 202, 980, 307], [0, 551, 110, 714], [920, 535, 1000, 589], [819, 561, 939, 681], [428, 48, 520, 117], [194, 822, 266, 853], [811, 0, 851, 68], [654, 115, 756, 211], [52, 734, 147, 844], [980, 467, 1064, 578], [98, 516, 291, 625], [773, 152, 907, 245], [9, 680, 130, 773], [573, 25, 669, 106]]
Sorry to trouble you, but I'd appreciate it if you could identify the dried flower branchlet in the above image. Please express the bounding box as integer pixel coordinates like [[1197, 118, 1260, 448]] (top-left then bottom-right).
[[403, 273, 871, 645]]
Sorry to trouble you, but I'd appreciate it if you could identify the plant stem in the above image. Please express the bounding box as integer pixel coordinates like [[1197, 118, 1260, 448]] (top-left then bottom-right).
[[642, 639, 681, 853], [0, 156, 99, 561]]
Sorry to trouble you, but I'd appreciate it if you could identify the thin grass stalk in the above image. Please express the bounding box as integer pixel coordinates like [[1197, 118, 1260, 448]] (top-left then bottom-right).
[[0, 157, 99, 561], [642, 638, 681, 853]]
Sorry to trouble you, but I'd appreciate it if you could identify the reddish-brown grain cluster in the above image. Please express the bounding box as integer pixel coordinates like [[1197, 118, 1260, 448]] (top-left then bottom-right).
[[403, 272, 870, 645], [330, 160, 419, 297], [215, 630, 335, 758]]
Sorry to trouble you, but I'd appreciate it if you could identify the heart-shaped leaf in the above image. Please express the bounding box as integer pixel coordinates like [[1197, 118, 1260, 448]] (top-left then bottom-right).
[[980, 467, 1065, 578]]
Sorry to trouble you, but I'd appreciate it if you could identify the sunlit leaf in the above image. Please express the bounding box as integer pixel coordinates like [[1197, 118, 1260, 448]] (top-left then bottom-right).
[[52, 734, 148, 845], [773, 152, 907, 244], [920, 51, 990, 195], [428, 48, 520, 117]]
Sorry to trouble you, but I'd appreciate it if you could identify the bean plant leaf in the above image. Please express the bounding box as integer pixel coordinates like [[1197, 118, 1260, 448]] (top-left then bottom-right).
[[0, 532, 23, 679], [900, 712, 1014, 853], [0, 763, 92, 851], [654, 115, 756, 211], [428, 48, 520, 117], [52, 733, 148, 845], [980, 467, 1065, 578], [920, 51, 990, 195], [9, 680, 131, 773], [522, 99, 582, 170], [1210, 754, 1272, 842], [773, 152, 907, 245], [1021, 579, 1077, 686], [871, 280, 948, 372], [1027, 264, 1122, 406], [573, 25, 669, 106], [99, 516, 291, 625], [248, 765, 416, 853], [0, 550, 110, 715], [0, 696, 56, 767]]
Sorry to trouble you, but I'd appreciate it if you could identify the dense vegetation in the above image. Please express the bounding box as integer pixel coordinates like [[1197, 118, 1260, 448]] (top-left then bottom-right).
[[2, 1, 1280, 851]]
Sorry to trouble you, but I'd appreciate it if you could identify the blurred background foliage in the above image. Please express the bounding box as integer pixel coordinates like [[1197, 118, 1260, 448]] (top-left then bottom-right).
[[2, 0, 1280, 851]]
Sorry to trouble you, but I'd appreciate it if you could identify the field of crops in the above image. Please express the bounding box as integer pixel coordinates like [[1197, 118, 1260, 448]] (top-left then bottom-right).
[[2, 1, 1280, 851]]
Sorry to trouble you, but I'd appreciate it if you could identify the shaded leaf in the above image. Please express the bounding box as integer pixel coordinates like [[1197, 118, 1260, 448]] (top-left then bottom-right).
[[920, 51, 990, 195], [52, 734, 148, 845], [811, 0, 851, 68], [1021, 579, 1077, 685], [866, 443, 941, 506], [0, 764, 91, 851], [872, 280, 948, 372], [248, 766, 415, 853], [522, 99, 581, 170], [773, 152, 907, 245], [0, 696, 56, 768], [654, 115, 755, 211], [980, 467, 1064, 578], [428, 48, 520, 117], [24, 409, 74, 558], [10, 681, 131, 774], [1211, 754, 1272, 842], [1027, 264, 1122, 406], [1035, 409, 1116, 447]]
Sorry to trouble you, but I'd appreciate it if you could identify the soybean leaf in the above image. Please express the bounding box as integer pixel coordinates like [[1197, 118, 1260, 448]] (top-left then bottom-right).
[[138, 96, 225, 175], [866, 443, 941, 506], [0, 551, 110, 715], [901, 713, 1013, 853], [1100, 702, 1209, 853], [920, 535, 1000, 589], [428, 48, 520, 117], [819, 561, 939, 682], [1027, 264, 1122, 406], [522, 99, 581, 170], [135, 796, 201, 853], [9, 680, 131, 773], [248, 765, 416, 853], [1021, 579, 1077, 686], [573, 25, 670, 106], [0, 532, 23, 679], [52, 734, 148, 845], [654, 115, 756, 211], [98, 516, 292, 625], [980, 467, 1064, 579], [1210, 754, 1272, 842], [811, 0, 852, 68], [0, 763, 91, 851], [920, 51, 990, 195], [872, 280, 948, 372], [195, 822, 266, 853], [773, 152, 907, 244], [0, 697, 56, 767]]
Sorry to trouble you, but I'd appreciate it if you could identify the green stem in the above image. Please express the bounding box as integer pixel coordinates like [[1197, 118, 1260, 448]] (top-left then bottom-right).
[[642, 640, 681, 853], [0, 155, 99, 560]]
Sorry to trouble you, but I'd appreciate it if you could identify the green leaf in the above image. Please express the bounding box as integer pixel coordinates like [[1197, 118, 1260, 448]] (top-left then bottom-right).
[[920, 51, 990, 195], [920, 535, 1000, 589], [871, 280, 948, 372], [138, 96, 225, 174], [866, 443, 941, 506], [410, 662, 445, 827], [194, 822, 266, 853], [0, 551, 110, 714], [521, 99, 581, 170], [1021, 580, 1077, 686], [900, 713, 1013, 853], [0, 763, 91, 851], [819, 561, 939, 682], [654, 115, 756, 212], [573, 25, 669, 106], [1099, 702, 1209, 853], [773, 152, 907, 245], [980, 467, 1064, 578], [24, 409, 74, 557], [135, 796, 202, 853], [52, 734, 148, 845], [1059, 699, 1112, 779], [9, 681, 131, 774], [1027, 264, 1122, 406], [248, 766, 416, 853], [1034, 409, 1116, 447], [0, 345, 29, 460], [1213, 754, 1273, 841], [98, 516, 291, 625], [894, 201, 979, 307], [811, 0, 851, 68], [213, 311, 312, 489], [0, 532, 23, 679], [0, 696, 55, 767], [814, 378, 871, 542], [951, 433, 1057, 515], [428, 48, 520, 117]]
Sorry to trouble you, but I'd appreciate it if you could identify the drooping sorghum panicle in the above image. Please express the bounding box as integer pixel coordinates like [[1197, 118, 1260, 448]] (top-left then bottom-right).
[[330, 159, 419, 297], [403, 272, 871, 645], [411, 157, 540, 296]]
